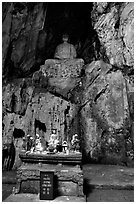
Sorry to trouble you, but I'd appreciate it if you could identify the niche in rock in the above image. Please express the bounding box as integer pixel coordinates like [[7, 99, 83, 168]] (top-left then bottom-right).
[[35, 119, 46, 137], [13, 128, 25, 139], [37, 2, 99, 64], [3, 2, 100, 79]]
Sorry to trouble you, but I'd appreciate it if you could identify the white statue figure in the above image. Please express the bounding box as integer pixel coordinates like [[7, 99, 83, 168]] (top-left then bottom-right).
[[62, 141, 68, 154], [35, 134, 43, 152], [48, 129, 59, 153], [71, 134, 80, 153]]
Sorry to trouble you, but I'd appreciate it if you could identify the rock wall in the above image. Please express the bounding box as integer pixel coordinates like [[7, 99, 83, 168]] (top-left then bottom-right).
[[2, 59, 83, 169], [87, 2, 134, 165], [2, 2, 134, 167], [91, 2, 134, 69], [2, 3, 47, 78], [80, 61, 133, 165]]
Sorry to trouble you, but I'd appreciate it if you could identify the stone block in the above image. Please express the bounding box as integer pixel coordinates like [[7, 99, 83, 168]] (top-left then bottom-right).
[[57, 181, 77, 196], [81, 61, 131, 164], [40, 59, 84, 92]]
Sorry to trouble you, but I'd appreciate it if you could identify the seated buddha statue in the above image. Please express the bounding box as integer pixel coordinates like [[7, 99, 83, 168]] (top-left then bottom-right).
[[54, 34, 77, 59]]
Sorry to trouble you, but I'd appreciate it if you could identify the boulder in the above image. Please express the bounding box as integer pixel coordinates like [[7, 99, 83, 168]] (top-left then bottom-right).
[[40, 58, 84, 97], [80, 61, 132, 165], [92, 2, 134, 68]]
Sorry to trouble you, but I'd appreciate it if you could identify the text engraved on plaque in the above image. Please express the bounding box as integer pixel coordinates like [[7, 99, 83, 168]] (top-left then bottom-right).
[[40, 171, 54, 200]]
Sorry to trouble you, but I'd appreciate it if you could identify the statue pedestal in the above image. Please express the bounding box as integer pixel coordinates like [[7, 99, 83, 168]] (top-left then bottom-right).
[[41, 59, 84, 91], [16, 152, 84, 197]]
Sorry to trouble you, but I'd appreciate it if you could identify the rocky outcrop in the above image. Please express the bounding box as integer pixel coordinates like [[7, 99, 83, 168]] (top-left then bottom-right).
[[40, 58, 84, 97], [2, 3, 13, 76], [92, 2, 134, 69], [2, 2, 134, 167], [2, 78, 33, 116], [2, 3, 47, 78], [80, 61, 133, 165]]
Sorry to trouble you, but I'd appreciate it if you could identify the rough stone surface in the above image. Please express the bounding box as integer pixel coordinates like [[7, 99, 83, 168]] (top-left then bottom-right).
[[80, 61, 133, 165], [40, 58, 84, 96], [92, 2, 134, 69], [11, 3, 46, 74], [2, 3, 13, 76], [2, 78, 33, 116], [3, 3, 47, 78], [2, 78, 33, 148], [27, 91, 79, 142]]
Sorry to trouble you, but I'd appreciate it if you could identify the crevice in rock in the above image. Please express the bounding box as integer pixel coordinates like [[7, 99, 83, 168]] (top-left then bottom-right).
[[106, 65, 120, 75], [47, 87, 75, 104], [86, 73, 100, 89], [78, 99, 92, 113], [94, 85, 108, 103], [11, 93, 16, 112], [64, 105, 71, 141]]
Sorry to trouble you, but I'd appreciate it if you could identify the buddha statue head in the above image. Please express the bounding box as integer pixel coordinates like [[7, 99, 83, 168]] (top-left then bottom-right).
[[54, 34, 77, 59]]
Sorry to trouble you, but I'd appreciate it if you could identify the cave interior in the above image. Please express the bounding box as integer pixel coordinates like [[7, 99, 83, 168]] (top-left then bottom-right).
[[40, 2, 94, 60], [4, 2, 100, 78]]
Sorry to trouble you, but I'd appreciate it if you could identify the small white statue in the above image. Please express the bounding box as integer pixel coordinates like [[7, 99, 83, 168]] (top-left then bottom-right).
[[35, 134, 43, 152], [48, 129, 59, 152], [62, 141, 68, 153], [71, 134, 80, 153]]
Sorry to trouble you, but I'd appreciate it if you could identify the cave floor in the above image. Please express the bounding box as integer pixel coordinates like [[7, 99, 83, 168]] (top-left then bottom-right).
[[2, 164, 134, 202]]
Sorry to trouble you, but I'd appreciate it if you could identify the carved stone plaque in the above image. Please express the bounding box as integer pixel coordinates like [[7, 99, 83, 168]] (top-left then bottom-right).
[[40, 171, 54, 200]]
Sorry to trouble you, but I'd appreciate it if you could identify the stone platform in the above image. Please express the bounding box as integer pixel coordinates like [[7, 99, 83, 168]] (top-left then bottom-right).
[[40, 58, 84, 92], [19, 151, 82, 166], [16, 152, 83, 197]]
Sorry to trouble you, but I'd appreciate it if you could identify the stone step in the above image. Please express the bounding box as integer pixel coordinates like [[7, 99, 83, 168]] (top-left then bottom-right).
[[83, 164, 134, 191], [86, 189, 134, 202], [4, 194, 86, 202]]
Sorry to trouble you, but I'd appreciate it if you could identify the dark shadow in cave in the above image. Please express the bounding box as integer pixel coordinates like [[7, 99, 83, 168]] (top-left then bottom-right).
[[2, 128, 24, 171], [35, 119, 46, 133], [13, 128, 25, 138]]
